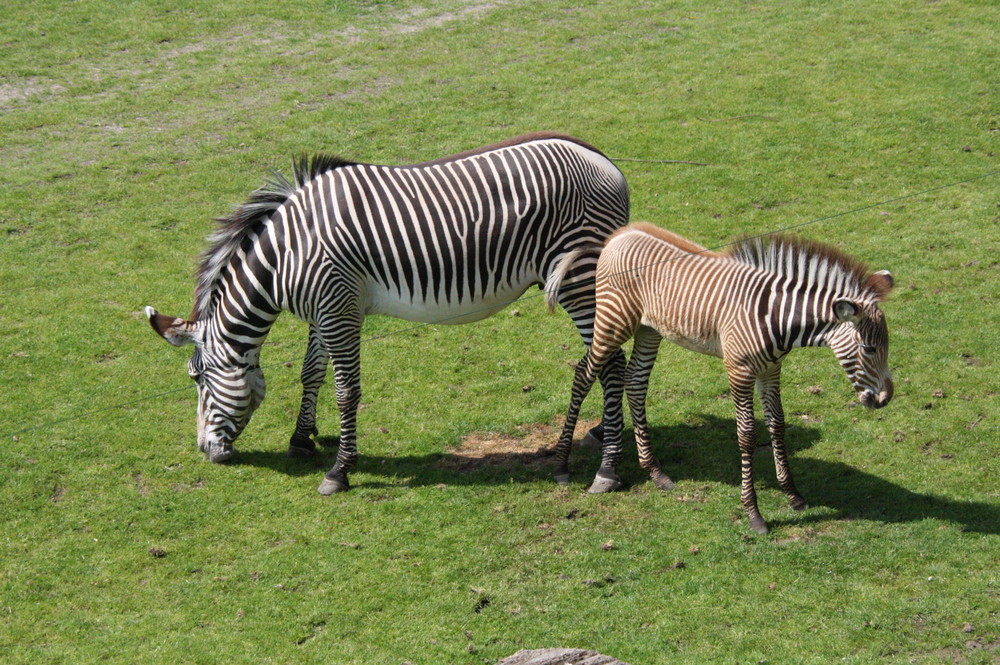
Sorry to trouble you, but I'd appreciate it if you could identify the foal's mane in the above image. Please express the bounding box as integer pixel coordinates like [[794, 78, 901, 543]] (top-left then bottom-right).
[[725, 234, 891, 300], [192, 154, 357, 321]]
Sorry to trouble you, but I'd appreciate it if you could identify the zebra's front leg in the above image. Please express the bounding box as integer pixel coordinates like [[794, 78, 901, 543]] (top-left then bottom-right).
[[316, 317, 363, 495], [588, 348, 627, 493], [757, 367, 807, 511], [730, 372, 769, 534], [626, 327, 674, 491], [288, 325, 330, 458]]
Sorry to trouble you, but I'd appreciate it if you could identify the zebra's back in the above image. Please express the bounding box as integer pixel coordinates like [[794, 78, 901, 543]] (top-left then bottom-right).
[[282, 135, 628, 323]]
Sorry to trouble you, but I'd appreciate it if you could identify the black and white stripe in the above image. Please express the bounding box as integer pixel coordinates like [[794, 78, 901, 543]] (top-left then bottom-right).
[[147, 133, 630, 493], [550, 223, 894, 533]]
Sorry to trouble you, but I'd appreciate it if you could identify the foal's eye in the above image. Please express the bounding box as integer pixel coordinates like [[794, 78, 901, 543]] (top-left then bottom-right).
[[861, 345, 877, 355]]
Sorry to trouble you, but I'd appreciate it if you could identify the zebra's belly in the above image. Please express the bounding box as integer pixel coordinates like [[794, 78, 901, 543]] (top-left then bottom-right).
[[660, 330, 724, 358], [366, 281, 535, 325]]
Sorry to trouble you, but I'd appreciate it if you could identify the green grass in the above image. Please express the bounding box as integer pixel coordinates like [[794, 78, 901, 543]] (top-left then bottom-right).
[[1, 1, 998, 663]]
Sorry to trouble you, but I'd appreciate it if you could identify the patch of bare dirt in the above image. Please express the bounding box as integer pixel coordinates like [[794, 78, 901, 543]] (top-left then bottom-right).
[[438, 417, 601, 472], [0, 80, 66, 108], [382, 1, 514, 37]]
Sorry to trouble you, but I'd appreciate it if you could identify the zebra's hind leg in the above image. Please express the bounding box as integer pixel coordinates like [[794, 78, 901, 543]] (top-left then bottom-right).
[[289, 325, 330, 458], [553, 350, 602, 486], [588, 348, 627, 494], [626, 327, 674, 491]]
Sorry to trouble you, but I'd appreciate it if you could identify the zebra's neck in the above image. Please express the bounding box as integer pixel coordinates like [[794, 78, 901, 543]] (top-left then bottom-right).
[[200, 228, 284, 365], [765, 276, 847, 353]]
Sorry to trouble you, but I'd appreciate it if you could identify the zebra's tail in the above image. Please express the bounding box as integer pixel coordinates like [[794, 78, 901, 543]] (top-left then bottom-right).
[[544, 245, 602, 313]]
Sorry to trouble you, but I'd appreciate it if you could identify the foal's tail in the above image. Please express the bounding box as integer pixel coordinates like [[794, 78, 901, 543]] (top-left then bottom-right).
[[544, 245, 603, 313]]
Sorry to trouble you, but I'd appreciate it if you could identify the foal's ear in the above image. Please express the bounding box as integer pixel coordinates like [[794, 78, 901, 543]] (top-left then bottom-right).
[[145, 306, 203, 347], [833, 299, 860, 323], [867, 270, 894, 297]]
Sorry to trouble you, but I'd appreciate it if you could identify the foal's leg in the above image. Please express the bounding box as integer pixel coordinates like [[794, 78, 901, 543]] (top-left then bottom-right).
[[552, 342, 626, 491], [288, 324, 330, 457], [757, 365, 807, 511], [554, 306, 634, 492], [728, 367, 769, 534], [554, 254, 625, 452], [625, 326, 674, 491], [316, 311, 364, 495]]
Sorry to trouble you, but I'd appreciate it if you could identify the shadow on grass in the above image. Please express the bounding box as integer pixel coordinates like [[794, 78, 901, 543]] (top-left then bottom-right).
[[232, 416, 999, 535]]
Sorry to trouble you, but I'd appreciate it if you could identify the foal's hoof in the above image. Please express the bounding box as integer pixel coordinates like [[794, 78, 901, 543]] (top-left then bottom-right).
[[288, 432, 317, 458], [652, 471, 675, 491], [287, 444, 316, 459], [553, 473, 571, 486], [789, 495, 809, 511], [317, 476, 350, 495], [206, 445, 235, 463], [587, 471, 622, 494], [748, 516, 770, 535]]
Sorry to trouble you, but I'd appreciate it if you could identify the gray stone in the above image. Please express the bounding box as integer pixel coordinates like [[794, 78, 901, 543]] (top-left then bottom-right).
[[496, 648, 631, 665]]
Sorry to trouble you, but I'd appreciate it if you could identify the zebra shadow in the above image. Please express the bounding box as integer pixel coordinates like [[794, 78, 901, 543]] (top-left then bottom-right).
[[232, 419, 999, 535]]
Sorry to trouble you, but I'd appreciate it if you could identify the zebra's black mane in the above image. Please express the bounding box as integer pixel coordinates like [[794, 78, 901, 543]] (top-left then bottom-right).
[[192, 154, 358, 321], [725, 233, 890, 301]]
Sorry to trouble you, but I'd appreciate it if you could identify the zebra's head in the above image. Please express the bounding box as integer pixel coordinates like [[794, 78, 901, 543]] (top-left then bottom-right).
[[825, 270, 894, 409], [145, 307, 266, 462]]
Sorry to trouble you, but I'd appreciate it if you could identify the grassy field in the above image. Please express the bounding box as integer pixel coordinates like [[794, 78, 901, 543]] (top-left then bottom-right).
[[1, 1, 998, 663]]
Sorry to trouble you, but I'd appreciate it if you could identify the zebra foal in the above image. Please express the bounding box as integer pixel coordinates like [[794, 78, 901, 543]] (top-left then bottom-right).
[[551, 222, 894, 534], [145, 133, 629, 495]]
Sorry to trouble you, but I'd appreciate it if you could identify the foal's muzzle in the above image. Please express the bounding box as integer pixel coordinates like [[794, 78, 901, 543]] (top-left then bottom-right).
[[860, 379, 893, 409]]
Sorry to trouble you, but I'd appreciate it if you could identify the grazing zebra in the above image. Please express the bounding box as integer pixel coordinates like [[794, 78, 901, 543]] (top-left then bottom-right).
[[145, 132, 630, 495], [549, 222, 894, 533]]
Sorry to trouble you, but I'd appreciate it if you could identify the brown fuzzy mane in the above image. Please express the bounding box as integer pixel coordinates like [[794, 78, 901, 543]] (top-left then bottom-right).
[[725, 233, 891, 301]]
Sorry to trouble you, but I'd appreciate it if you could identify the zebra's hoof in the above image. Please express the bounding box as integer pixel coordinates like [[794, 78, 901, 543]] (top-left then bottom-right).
[[587, 472, 622, 494], [789, 495, 808, 511], [206, 445, 235, 463], [580, 430, 602, 450], [748, 517, 770, 535], [317, 476, 350, 495], [554, 473, 571, 486]]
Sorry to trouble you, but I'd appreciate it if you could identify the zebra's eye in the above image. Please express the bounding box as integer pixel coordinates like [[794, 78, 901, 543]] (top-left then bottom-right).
[[861, 345, 877, 355]]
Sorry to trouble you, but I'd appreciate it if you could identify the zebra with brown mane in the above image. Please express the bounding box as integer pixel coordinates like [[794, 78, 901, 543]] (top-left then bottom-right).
[[549, 222, 894, 534]]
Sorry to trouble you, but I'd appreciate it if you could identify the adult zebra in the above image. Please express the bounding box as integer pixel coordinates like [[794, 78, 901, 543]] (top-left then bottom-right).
[[146, 132, 629, 495], [550, 223, 894, 533]]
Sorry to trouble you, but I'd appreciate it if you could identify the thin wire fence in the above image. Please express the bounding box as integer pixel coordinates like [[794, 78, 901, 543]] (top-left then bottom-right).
[[5, 168, 998, 440]]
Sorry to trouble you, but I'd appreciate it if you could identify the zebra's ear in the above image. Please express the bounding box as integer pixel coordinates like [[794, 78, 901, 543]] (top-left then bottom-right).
[[145, 306, 203, 347], [833, 299, 860, 323]]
